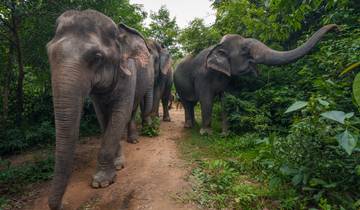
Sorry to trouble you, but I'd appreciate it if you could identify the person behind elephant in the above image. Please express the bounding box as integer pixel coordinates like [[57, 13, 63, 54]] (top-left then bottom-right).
[[47, 10, 153, 210], [145, 40, 173, 122], [174, 24, 338, 135]]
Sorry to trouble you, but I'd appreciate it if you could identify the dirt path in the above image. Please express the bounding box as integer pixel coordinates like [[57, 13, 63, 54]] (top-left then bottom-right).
[[26, 108, 198, 210]]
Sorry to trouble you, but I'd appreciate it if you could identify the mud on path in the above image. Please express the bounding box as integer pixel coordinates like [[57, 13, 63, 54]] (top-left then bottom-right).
[[25, 108, 198, 210]]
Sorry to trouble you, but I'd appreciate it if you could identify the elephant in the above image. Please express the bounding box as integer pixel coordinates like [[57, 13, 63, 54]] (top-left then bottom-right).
[[117, 23, 155, 144], [174, 24, 338, 135], [46, 10, 153, 210], [145, 40, 173, 122]]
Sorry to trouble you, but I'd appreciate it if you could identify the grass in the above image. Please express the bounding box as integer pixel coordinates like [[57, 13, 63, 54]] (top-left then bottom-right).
[[178, 119, 301, 209], [0, 150, 54, 209]]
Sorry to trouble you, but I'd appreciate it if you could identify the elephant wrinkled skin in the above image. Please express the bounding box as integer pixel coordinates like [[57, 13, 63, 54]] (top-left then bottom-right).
[[174, 24, 338, 135], [47, 10, 152, 210], [146, 40, 173, 122]]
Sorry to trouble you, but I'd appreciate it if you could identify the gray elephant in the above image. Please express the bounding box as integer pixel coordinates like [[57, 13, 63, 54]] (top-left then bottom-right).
[[117, 24, 155, 144], [174, 24, 338, 135], [47, 10, 152, 210], [146, 40, 173, 122]]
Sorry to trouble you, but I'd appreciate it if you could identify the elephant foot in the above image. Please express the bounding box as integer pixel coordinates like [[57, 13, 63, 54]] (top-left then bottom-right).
[[200, 128, 212, 136], [127, 129, 139, 144], [127, 135, 139, 144], [114, 156, 125, 170], [48, 197, 63, 210], [91, 169, 116, 188], [163, 116, 171, 122]]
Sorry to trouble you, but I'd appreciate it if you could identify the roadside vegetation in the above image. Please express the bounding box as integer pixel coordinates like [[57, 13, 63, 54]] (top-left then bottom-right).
[[178, 0, 360, 209]]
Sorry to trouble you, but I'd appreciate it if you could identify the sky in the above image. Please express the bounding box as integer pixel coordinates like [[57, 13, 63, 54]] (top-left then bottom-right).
[[129, 0, 216, 28]]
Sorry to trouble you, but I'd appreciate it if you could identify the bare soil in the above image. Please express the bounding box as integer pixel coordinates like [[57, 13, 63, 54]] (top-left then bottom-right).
[[21, 108, 198, 210]]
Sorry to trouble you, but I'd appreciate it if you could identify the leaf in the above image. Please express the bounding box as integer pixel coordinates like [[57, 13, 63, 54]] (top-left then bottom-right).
[[285, 101, 308, 113], [336, 130, 357, 155], [320, 111, 346, 124], [309, 178, 327, 187], [317, 98, 329, 106], [339, 62, 360, 76], [353, 73, 360, 106], [345, 112, 354, 119], [355, 165, 360, 176], [280, 165, 298, 175], [292, 174, 303, 186]]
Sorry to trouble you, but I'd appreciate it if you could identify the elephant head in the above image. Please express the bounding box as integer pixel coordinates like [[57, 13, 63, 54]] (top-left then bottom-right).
[[206, 24, 338, 77], [47, 10, 134, 210]]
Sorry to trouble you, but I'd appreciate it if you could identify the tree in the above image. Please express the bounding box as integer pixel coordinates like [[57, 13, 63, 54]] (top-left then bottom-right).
[[178, 18, 220, 54], [146, 5, 181, 58]]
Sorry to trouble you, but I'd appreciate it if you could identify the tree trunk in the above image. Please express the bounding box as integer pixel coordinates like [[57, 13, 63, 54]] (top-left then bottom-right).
[[12, 15, 24, 126], [2, 42, 14, 125]]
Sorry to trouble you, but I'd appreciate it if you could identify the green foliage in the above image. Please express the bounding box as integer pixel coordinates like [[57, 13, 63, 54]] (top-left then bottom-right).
[[141, 117, 160, 137], [0, 154, 54, 202], [353, 73, 360, 106], [146, 5, 181, 58], [178, 18, 221, 54], [178, 1, 360, 209]]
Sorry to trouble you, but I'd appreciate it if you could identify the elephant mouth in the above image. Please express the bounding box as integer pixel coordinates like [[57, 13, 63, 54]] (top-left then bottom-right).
[[236, 65, 259, 77]]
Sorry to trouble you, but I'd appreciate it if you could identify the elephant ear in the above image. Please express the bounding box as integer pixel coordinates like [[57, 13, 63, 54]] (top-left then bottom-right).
[[206, 45, 231, 76], [118, 23, 151, 69], [160, 48, 172, 75]]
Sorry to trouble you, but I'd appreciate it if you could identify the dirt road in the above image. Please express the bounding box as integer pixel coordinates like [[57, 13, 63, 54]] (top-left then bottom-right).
[[26, 108, 198, 210]]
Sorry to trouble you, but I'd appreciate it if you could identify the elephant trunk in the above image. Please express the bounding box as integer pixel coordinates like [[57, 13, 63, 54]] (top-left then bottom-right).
[[151, 84, 162, 117], [48, 65, 88, 210], [249, 24, 338, 65], [142, 87, 154, 125], [144, 87, 154, 115]]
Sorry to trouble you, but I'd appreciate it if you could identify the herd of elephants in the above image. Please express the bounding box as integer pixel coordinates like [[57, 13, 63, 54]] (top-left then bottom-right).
[[46, 9, 338, 210]]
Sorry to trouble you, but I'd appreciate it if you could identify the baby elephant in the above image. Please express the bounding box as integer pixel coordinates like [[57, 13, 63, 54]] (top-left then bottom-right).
[[174, 24, 338, 135]]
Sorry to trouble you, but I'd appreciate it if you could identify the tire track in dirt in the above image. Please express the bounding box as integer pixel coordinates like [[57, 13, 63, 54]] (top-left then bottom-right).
[[26, 108, 198, 210]]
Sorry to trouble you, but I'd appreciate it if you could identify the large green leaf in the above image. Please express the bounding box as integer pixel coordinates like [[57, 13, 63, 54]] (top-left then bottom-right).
[[285, 101, 308, 113], [353, 73, 360, 106], [320, 111, 347, 124], [336, 130, 357, 155]]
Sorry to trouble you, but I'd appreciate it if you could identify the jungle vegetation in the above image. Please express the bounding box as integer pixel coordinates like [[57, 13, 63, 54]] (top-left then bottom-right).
[[0, 0, 359, 209]]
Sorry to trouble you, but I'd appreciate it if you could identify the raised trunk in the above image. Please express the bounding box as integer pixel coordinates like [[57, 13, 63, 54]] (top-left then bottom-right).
[[48, 70, 85, 210], [250, 24, 338, 65]]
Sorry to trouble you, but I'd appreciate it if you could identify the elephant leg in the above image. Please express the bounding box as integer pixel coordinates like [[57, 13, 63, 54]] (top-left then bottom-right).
[[92, 103, 131, 188], [162, 97, 171, 122], [183, 100, 195, 128], [199, 94, 214, 135], [114, 141, 125, 170], [127, 105, 139, 144], [220, 93, 229, 136]]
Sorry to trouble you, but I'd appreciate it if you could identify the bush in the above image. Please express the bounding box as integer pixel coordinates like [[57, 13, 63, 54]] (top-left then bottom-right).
[[141, 116, 160, 137]]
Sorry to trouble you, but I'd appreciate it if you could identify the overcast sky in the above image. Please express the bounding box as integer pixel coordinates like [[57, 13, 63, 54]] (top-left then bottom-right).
[[129, 0, 216, 28]]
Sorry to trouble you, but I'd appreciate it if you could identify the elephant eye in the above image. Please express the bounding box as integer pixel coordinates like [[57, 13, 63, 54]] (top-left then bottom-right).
[[94, 52, 103, 62], [84, 49, 105, 66]]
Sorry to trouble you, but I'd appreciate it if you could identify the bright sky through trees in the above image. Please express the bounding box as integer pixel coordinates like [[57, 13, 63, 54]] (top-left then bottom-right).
[[129, 0, 215, 28]]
